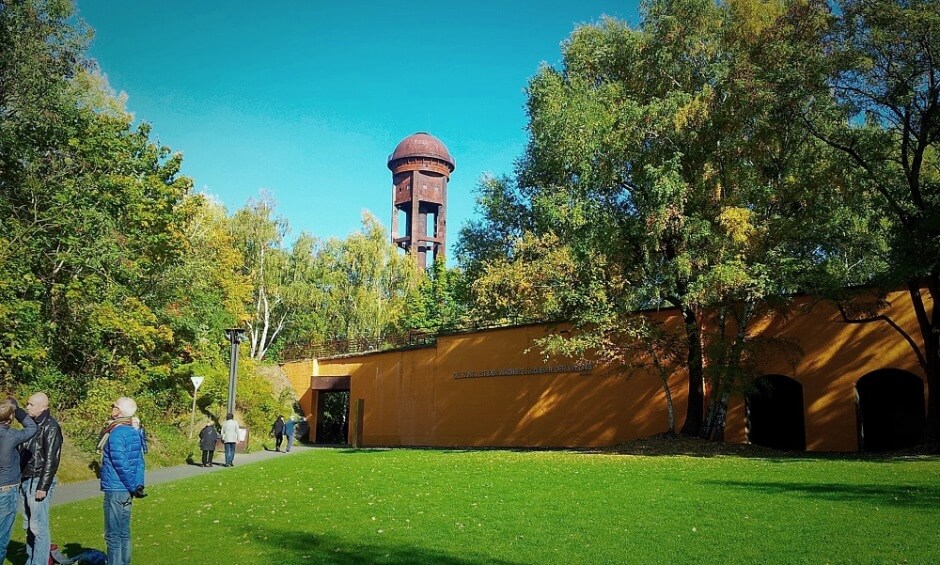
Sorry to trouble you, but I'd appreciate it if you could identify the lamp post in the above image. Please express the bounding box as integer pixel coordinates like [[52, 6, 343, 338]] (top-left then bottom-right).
[[225, 328, 247, 416]]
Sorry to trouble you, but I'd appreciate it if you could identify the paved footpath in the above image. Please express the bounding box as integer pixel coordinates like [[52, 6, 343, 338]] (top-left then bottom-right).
[[53, 444, 314, 507]]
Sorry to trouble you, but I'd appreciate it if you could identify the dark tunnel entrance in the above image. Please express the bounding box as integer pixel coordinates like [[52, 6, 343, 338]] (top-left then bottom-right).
[[313, 376, 350, 445], [745, 374, 806, 451], [856, 369, 926, 452]]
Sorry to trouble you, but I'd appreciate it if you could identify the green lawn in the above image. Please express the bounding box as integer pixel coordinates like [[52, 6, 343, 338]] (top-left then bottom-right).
[[10, 449, 940, 564]]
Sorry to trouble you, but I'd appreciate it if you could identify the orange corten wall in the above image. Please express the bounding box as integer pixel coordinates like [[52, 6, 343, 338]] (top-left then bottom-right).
[[282, 290, 929, 452], [280, 359, 316, 431]]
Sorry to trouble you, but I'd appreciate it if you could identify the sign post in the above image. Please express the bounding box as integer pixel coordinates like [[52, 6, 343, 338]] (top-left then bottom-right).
[[190, 376, 204, 438]]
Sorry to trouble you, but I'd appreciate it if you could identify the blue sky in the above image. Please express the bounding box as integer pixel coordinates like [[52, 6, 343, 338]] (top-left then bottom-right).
[[76, 1, 641, 257]]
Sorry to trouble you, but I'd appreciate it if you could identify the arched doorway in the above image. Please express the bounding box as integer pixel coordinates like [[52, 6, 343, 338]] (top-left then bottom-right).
[[856, 369, 926, 451], [745, 375, 806, 451]]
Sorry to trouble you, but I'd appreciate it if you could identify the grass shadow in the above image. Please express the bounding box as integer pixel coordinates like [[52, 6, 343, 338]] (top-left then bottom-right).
[[237, 524, 522, 564], [603, 434, 940, 462], [327, 440, 940, 464], [336, 448, 390, 454], [706, 479, 940, 510]]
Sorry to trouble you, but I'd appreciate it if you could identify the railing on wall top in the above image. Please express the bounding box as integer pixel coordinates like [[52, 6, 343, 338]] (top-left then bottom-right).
[[281, 329, 437, 360], [280, 315, 557, 361]]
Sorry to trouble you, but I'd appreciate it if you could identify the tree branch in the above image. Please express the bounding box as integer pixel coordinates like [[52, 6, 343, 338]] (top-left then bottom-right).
[[801, 113, 912, 227], [836, 301, 927, 371]]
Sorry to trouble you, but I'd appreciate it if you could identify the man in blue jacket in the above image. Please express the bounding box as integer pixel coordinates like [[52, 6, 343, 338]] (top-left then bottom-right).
[[99, 397, 146, 565]]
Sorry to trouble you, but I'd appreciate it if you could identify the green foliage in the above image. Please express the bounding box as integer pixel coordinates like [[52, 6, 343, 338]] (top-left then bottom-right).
[[158, 195, 249, 367], [314, 212, 421, 343], [230, 203, 424, 360], [175, 356, 292, 435], [230, 191, 295, 360], [317, 391, 349, 444], [234, 357, 290, 433], [1, 0, 193, 398], [0, 0, 299, 474], [457, 0, 900, 439], [761, 0, 940, 444], [401, 256, 467, 334]]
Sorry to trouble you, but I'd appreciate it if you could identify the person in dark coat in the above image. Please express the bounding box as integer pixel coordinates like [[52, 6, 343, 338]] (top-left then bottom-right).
[[198, 421, 218, 467], [20, 391, 62, 565], [270, 416, 285, 452]]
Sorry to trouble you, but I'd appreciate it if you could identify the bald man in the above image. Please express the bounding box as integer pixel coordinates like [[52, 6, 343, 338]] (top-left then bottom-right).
[[19, 392, 62, 565]]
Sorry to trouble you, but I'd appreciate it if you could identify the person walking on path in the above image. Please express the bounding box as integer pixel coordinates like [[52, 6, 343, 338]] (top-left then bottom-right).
[[221, 413, 239, 467], [0, 398, 36, 563], [284, 417, 297, 452], [198, 421, 218, 467], [19, 391, 62, 565], [100, 397, 146, 565], [270, 415, 285, 452]]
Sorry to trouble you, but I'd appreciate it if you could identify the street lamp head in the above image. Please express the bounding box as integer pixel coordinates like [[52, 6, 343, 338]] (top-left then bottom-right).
[[225, 328, 247, 343]]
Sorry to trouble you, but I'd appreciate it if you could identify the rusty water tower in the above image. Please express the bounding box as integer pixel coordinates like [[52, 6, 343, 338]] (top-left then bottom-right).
[[388, 132, 455, 268]]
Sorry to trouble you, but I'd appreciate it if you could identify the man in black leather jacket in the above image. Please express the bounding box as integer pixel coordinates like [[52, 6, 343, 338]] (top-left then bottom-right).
[[19, 392, 62, 565]]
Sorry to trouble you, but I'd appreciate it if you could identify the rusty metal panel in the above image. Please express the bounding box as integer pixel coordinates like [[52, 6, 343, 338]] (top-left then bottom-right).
[[311, 376, 351, 391]]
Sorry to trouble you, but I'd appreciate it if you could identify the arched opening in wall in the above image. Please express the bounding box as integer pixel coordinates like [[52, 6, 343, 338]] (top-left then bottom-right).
[[313, 376, 351, 445], [856, 369, 926, 452], [745, 375, 806, 451]]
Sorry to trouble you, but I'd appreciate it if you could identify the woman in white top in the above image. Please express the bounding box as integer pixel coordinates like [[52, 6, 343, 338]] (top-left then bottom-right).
[[220, 414, 240, 467]]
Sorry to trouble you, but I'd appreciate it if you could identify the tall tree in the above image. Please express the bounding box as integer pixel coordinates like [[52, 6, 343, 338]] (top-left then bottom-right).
[[765, 0, 940, 448], [316, 212, 421, 344], [0, 1, 303, 454], [0, 0, 196, 400], [158, 195, 251, 363], [460, 0, 855, 439], [1, 0, 88, 388], [402, 256, 467, 335], [768, 0, 939, 446], [230, 191, 326, 361], [264, 231, 331, 359]]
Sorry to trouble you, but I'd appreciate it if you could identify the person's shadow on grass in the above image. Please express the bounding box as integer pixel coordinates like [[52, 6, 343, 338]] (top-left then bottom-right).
[[58, 542, 106, 564], [5, 540, 104, 565], [5, 540, 25, 565]]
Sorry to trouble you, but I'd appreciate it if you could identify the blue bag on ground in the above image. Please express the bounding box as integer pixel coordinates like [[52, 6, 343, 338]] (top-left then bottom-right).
[[51, 548, 107, 564]]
